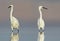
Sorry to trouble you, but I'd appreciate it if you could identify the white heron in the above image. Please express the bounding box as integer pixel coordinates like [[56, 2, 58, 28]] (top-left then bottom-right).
[[37, 6, 47, 31], [8, 5, 19, 32]]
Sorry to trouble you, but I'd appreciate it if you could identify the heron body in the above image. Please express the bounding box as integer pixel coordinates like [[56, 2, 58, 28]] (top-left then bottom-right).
[[38, 18, 45, 30], [8, 5, 19, 31], [11, 17, 19, 29]]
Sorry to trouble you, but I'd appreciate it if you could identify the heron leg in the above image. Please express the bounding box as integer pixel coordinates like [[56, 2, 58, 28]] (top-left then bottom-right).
[[17, 27, 19, 33], [40, 27, 45, 32], [40, 28, 43, 30], [17, 29, 19, 33]]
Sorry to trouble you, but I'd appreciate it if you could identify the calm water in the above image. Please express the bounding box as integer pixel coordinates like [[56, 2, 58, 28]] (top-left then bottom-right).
[[0, 26, 60, 41]]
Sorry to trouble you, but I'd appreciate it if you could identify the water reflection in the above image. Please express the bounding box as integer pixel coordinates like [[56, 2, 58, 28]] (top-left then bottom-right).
[[10, 32, 19, 41], [37, 32, 44, 41]]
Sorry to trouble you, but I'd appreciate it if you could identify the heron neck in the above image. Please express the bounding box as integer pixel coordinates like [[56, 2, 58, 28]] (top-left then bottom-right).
[[39, 9, 42, 19], [10, 6, 13, 20]]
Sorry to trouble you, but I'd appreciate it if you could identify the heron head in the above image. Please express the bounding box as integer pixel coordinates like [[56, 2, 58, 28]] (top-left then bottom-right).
[[39, 6, 48, 10], [8, 5, 13, 8]]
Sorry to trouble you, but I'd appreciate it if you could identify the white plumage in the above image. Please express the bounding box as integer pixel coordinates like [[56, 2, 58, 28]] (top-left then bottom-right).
[[37, 6, 47, 30], [38, 18, 45, 30], [11, 17, 19, 29], [8, 5, 19, 31]]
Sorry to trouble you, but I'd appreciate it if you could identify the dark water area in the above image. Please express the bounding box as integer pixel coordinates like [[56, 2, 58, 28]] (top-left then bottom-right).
[[0, 26, 60, 41]]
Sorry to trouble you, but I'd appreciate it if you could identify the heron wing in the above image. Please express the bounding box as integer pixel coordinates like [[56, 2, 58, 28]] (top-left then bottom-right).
[[11, 17, 19, 27], [40, 19, 45, 30], [37, 18, 45, 30]]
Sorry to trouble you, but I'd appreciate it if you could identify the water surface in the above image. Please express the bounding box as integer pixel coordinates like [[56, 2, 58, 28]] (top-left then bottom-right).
[[0, 26, 60, 41]]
